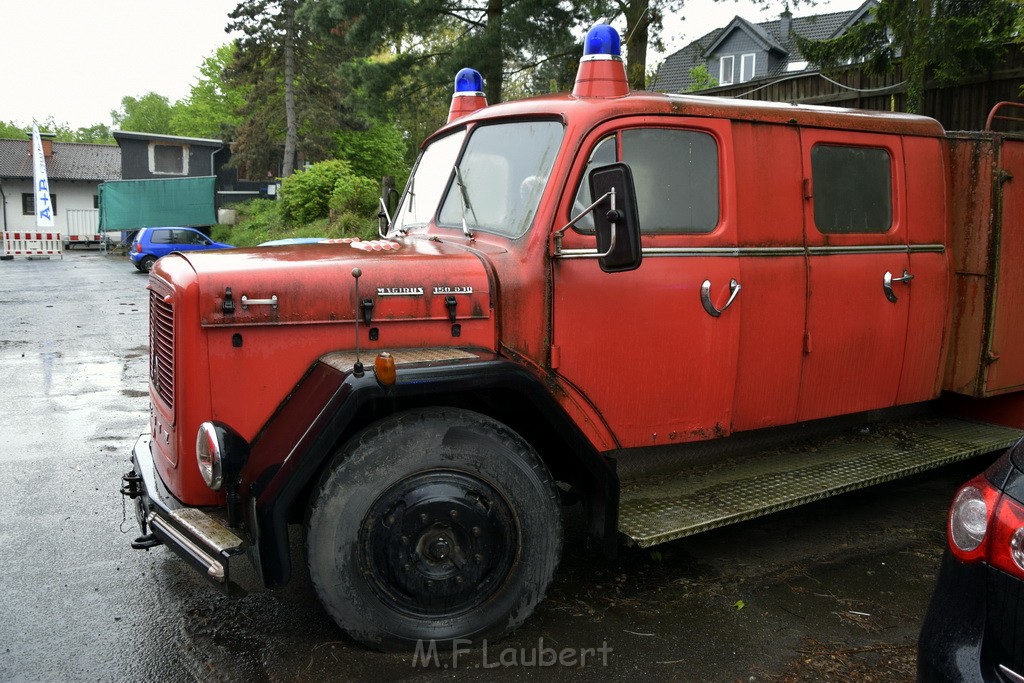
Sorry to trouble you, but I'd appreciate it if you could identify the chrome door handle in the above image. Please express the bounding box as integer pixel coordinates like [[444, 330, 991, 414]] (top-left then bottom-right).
[[241, 294, 278, 310], [701, 279, 741, 317], [883, 270, 914, 303]]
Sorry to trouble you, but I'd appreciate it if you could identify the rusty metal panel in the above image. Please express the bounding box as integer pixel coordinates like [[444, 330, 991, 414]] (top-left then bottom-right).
[[986, 137, 1024, 394], [944, 134, 998, 395], [944, 134, 1024, 397]]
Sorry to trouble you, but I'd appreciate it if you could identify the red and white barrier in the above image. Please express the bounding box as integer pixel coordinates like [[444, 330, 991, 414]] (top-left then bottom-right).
[[2, 232, 63, 258]]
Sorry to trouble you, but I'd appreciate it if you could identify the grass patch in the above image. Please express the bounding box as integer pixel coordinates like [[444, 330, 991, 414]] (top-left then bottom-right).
[[210, 199, 378, 248]]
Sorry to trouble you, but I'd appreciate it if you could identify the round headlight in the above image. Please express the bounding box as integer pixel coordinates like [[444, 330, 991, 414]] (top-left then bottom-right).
[[196, 422, 223, 490]]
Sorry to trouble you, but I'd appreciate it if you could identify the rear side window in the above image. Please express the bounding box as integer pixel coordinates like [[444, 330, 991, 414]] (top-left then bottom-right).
[[149, 229, 174, 244], [811, 145, 892, 233], [174, 229, 207, 245]]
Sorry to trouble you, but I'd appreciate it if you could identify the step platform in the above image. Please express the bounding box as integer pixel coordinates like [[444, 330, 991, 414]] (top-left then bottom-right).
[[616, 415, 1024, 547]]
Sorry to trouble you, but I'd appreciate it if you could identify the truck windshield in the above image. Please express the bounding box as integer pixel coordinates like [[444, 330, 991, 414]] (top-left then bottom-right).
[[437, 120, 564, 238], [391, 129, 467, 234]]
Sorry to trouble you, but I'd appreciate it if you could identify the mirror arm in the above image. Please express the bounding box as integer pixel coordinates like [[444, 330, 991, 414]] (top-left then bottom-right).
[[592, 187, 618, 258], [553, 189, 614, 256], [377, 197, 393, 239]]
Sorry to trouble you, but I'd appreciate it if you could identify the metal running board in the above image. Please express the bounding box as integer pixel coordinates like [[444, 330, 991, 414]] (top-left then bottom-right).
[[617, 416, 1023, 548]]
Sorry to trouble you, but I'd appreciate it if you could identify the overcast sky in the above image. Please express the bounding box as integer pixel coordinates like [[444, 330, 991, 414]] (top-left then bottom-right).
[[2, 0, 864, 132]]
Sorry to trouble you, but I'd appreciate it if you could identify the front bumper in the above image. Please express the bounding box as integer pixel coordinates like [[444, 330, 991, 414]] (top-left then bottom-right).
[[121, 434, 246, 589]]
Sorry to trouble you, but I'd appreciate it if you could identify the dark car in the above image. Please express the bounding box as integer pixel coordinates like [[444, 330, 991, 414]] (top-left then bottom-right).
[[919, 437, 1024, 682], [129, 227, 233, 272]]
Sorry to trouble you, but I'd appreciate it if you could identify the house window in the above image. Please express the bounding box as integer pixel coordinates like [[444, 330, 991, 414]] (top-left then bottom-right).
[[740, 53, 756, 83], [811, 144, 892, 233], [719, 55, 735, 85], [93, 195, 99, 209], [149, 143, 188, 175], [22, 193, 57, 216]]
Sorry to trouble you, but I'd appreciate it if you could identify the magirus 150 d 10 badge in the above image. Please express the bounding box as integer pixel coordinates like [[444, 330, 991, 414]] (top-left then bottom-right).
[[433, 286, 473, 295]]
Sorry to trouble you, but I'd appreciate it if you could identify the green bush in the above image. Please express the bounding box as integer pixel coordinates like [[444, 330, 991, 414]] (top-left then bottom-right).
[[279, 159, 351, 224], [330, 174, 380, 216]]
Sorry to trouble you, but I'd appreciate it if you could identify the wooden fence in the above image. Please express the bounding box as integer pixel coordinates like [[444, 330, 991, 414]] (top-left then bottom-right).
[[698, 46, 1024, 132]]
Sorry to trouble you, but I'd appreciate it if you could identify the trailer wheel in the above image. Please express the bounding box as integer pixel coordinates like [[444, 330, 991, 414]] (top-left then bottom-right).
[[140, 256, 156, 273], [306, 408, 563, 651]]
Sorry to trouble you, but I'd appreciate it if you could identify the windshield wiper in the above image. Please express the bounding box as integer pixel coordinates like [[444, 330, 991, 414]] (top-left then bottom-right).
[[453, 165, 477, 239]]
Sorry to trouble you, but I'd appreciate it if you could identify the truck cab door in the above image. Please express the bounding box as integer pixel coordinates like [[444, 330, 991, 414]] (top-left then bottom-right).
[[797, 130, 911, 421], [551, 121, 741, 448]]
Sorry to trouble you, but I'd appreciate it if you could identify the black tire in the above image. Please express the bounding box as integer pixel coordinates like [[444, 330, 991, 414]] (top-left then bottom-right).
[[140, 256, 156, 272], [306, 408, 563, 651]]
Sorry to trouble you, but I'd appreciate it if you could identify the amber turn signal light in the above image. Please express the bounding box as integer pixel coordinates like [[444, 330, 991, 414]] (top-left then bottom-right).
[[374, 352, 397, 386]]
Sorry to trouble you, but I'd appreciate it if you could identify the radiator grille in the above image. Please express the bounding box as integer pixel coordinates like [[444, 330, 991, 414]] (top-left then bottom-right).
[[149, 288, 174, 409]]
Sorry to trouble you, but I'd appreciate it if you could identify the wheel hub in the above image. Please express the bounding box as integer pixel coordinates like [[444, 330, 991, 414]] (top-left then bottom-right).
[[359, 471, 517, 617]]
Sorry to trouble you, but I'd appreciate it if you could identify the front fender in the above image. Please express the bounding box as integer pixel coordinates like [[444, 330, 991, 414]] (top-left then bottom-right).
[[242, 348, 618, 588]]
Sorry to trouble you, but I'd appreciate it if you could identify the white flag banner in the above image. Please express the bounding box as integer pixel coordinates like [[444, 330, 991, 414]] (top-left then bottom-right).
[[31, 125, 55, 228]]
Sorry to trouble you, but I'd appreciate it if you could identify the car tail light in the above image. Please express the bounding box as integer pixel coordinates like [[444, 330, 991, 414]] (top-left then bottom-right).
[[948, 474, 1024, 579], [948, 475, 1000, 562], [990, 494, 1024, 579], [135, 242, 142, 253]]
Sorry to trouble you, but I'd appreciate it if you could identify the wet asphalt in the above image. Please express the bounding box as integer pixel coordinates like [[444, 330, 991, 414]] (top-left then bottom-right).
[[0, 250, 993, 682]]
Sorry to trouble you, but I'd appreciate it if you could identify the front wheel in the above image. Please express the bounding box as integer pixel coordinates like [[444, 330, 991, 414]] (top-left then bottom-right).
[[306, 408, 563, 650]]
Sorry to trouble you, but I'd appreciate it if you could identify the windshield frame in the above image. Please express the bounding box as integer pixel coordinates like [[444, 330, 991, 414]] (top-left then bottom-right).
[[435, 117, 566, 240], [390, 126, 468, 236]]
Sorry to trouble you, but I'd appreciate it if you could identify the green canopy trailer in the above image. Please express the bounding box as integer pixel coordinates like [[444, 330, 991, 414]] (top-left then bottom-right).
[[99, 176, 217, 232]]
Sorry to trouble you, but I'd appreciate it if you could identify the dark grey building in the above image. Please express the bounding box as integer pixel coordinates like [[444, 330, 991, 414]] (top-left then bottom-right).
[[650, 0, 877, 93], [112, 130, 228, 180]]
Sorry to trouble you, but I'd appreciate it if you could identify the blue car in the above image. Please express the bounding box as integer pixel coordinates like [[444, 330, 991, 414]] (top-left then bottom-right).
[[130, 227, 233, 272]]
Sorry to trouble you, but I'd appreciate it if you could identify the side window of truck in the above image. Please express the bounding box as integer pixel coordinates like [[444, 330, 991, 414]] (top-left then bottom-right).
[[572, 128, 719, 234], [811, 144, 892, 233]]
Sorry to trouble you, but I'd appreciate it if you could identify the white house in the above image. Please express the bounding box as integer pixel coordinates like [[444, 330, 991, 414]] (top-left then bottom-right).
[[0, 133, 121, 239]]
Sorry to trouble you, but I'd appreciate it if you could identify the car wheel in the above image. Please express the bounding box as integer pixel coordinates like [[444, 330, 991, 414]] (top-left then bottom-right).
[[306, 408, 563, 651], [140, 256, 156, 272]]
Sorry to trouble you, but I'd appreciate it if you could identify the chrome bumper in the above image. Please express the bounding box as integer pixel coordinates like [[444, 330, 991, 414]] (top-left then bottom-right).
[[122, 434, 245, 588]]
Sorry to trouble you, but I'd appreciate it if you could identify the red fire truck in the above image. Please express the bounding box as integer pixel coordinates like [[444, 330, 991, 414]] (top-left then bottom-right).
[[121, 25, 1024, 649]]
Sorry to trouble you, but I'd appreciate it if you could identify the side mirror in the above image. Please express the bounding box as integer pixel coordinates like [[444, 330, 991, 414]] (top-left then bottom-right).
[[589, 163, 641, 273]]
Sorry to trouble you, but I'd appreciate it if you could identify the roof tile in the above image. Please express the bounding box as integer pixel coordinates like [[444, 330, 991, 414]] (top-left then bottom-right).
[[0, 138, 121, 182]]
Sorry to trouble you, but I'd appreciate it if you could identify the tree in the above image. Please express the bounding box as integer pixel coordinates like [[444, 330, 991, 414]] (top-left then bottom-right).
[[71, 124, 115, 144], [334, 119, 408, 183], [797, 0, 1018, 112], [170, 44, 246, 140], [600, 0, 682, 90], [227, 0, 353, 178], [303, 0, 604, 104], [0, 121, 25, 139], [112, 92, 175, 134], [687, 64, 718, 92]]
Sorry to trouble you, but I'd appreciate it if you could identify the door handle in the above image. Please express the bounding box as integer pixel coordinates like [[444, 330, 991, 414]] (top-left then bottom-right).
[[883, 270, 914, 303], [701, 279, 741, 317]]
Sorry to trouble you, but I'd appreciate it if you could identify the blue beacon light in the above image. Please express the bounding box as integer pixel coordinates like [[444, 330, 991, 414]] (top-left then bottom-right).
[[454, 68, 485, 95], [583, 24, 621, 58]]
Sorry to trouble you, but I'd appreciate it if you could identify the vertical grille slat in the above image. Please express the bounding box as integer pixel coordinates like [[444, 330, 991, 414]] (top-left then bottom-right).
[[149, 289, 174, 409]]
